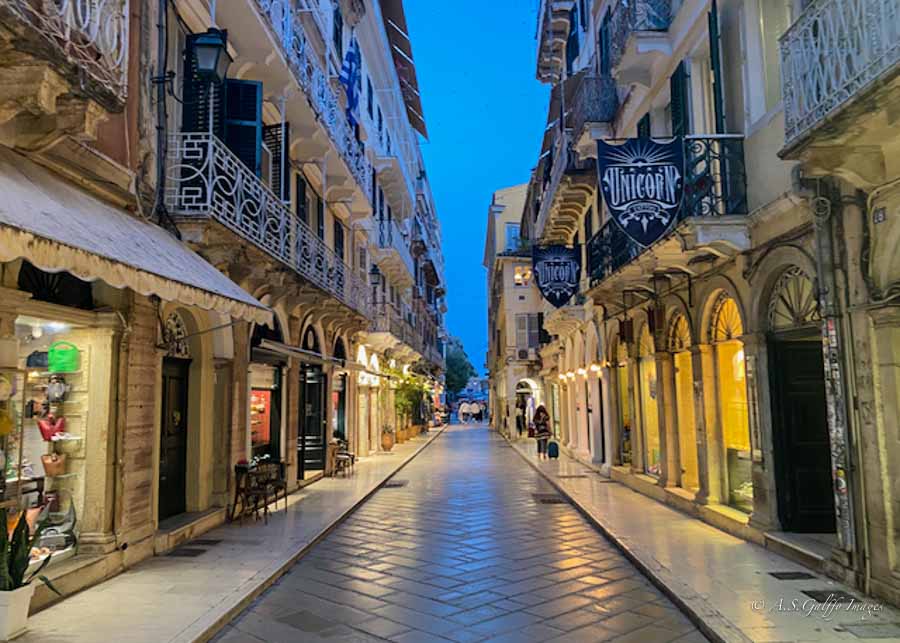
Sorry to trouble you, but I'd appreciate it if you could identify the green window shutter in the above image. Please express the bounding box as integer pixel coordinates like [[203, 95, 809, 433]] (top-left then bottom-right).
[[333, 220, 345, 262], [263, 122, 291, 200], [295, 174, 308, 225], [224, 79, 263, 176], [708, 0, 726, 134], [637, 113, 651, 138], [316, 193, 325, 240], [599, 11, 612, 77], [670, 61, 690, 137], [182, 33, 225, 136]]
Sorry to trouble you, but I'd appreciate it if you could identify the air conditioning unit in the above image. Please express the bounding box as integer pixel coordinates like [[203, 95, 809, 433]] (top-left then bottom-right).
[[517, 349, 528, 360]]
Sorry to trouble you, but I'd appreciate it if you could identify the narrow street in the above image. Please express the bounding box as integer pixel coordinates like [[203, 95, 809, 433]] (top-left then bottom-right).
[[216, 426, 704, 643]]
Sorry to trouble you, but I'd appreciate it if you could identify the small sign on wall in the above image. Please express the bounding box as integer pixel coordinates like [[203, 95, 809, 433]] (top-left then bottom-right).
[[873, 207, 887, 224]]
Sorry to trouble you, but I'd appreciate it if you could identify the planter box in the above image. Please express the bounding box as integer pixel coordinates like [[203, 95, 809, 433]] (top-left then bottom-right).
[[0, 585, 35, 640]]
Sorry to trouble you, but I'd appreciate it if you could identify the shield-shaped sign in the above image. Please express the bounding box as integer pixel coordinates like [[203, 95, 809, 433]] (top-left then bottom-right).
[[532, 245, 581, 308], [597, 138, 684, 248]]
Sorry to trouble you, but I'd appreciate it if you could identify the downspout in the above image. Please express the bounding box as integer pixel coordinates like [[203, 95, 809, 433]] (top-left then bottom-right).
[[152, 0, 181, 239], [794, 167, 856, 554]]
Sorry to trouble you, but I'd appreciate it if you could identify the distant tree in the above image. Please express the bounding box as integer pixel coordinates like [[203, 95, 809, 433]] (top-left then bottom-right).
[[445, 337, 476, 401]]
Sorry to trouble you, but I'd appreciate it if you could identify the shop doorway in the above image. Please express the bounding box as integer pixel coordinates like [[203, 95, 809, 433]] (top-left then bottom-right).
[[298, 364, 325, 479], [159, 357, 190, 521], [767, 266, 835, 533]]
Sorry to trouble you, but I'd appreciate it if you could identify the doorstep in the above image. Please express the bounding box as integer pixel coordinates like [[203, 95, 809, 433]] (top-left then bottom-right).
[[18, 426, 446, 643], [764, 531, 836, 574], [155, 508, 227, 555], [509, 437, 900, 643]]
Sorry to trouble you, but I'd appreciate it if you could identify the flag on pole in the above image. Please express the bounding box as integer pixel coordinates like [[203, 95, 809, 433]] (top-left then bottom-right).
[[339, 36, 362, 128]]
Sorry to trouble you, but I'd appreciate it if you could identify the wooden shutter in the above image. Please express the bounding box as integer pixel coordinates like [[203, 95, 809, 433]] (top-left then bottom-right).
[[333, 6, 344, 59], [566, 8, 580, 76], [295, 174, 308, 225], [181, 33, 225, 136], [599, 11, 612, 77], [708, 0, 726, 134], [263, 122, 291, 200], [224, 79, 263, 176], [637, 113, 651, 138], [333, 220, 345, 261], [538, 312, 551, 344], [670, 61, 690, 137], [316, 194, 325, 240]]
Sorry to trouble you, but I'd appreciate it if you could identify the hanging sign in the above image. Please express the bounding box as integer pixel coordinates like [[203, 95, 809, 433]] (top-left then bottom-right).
[[597, 138, 684, 247], [532, 245, 581, 308]]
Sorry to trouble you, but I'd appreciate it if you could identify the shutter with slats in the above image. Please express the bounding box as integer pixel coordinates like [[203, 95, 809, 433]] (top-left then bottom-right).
[[670, 61, 690, 137], [224, 79, 263, 176], [538, 312, 551, 345], [316, 193, 325, 240], [637, 113, 651, 138], [263, 122, 291, 200], [295, 174, 308, 225], [334, 220, 345, 261], [599, 11, 612, 77]]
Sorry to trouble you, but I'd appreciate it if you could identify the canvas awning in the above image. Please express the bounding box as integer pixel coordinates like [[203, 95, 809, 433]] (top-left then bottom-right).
[[0, 146, 270, 325]]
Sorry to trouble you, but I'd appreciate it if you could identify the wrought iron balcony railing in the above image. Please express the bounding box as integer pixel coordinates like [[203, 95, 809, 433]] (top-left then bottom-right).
[[1, 0, 129, 100], [165, 132, 372, 319], [780, 0, 900, 147], [609, 0, 671, 72], [570, 75, 619, 135], [254, 0, 372, 195], [588, 135, 747, 283], [535, 130, 595, 239], [376, 218, 416, 278]]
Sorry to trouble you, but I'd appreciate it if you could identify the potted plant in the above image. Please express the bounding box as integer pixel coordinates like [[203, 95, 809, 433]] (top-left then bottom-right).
[[381, 426, 395, 452], [0, 509, 61, 640]]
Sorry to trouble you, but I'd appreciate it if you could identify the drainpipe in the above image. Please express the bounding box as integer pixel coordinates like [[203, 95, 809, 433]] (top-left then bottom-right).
[[794, 167, 856, 555]]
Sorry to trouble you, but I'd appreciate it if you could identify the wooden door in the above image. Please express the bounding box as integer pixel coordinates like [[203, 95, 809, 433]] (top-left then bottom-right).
[[159, 358, 190, 521]]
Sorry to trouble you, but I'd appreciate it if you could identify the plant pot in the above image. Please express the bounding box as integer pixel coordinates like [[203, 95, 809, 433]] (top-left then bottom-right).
[[0, 584, 35, 640], [381, 433, 394, 452]]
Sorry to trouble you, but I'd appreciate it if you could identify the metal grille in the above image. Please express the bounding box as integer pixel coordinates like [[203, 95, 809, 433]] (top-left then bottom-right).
[[167, 548, 207, 558], [769, 571, 816, 580], [382, 480, 409, 489]]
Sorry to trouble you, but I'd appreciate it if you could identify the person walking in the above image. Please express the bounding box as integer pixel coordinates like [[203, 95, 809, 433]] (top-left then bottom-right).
[[533, 405, 551, 458], [515, 399, 526, 438]]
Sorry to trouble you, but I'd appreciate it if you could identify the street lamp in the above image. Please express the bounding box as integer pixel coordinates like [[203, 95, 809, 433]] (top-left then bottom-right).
[[193, 28, 232, 84]]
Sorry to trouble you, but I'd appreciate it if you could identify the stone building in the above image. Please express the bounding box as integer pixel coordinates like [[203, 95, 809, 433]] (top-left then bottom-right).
[[497, 0, 900, 604], [0, 0, 444, 610]]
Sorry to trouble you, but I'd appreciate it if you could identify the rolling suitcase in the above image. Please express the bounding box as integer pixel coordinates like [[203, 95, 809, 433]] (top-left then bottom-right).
[[547, 441, 559, 459]]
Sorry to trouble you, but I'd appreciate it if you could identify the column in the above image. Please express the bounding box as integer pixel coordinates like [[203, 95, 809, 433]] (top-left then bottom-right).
[[656, 351, 678, 488], [627, 350, 644, 474], [742, 332, 779, 531], [602, 364, 621, 466], [693, 344, 723, 505]]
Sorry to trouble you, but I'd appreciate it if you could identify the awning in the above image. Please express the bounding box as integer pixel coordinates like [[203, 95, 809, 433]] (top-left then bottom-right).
[[379, 0, 427, 138], [0, 147, 270, 325]]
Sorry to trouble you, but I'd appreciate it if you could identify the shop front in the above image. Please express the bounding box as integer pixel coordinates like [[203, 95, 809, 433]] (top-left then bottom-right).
[[668, 314, 698, 492], [638, 325, 661, 477], [297, 327, 326, 481], [249, 320, 288, 461]]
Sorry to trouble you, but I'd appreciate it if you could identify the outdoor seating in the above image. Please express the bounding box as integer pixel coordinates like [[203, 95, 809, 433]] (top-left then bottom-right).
[[231, 461, 287, 525]]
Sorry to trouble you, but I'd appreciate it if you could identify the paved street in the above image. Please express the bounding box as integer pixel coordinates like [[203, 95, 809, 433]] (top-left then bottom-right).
[[216, 426, 705, 642]]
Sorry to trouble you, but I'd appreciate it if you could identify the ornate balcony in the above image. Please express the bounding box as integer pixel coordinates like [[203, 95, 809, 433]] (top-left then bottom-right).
[[569, 74, 619, 158], [587, 135, 750, 297], [536, 0, 576, 83], [609, 0, 672, 87], [780, 0, 900, 158], [543, 296, 587, 338], [534, 131, 596, 243], [165, 132, 371, 320], [231, 0, 372, 197], [0, 0, 129, 104], [371, 218, 415, 288]]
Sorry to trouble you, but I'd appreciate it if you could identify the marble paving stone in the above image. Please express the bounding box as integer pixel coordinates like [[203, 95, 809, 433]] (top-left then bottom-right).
[[219, 427, 705, 642]]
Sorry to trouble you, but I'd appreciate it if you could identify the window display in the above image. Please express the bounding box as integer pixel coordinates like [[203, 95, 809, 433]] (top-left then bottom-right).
[[616, 342, 632, 465], [249, 364, 280, 458], [638, 326, 660, 477]]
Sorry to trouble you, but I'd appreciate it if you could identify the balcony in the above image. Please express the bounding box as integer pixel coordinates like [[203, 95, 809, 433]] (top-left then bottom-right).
[[218, 0, 372, 204], [587, 135, 750, 298], [534, 131, 596, 243], [569, 74, 619, 158], [165, 132, 371, 319], [780, 0, 900, 160], [609, 0, 672, 87], [542, 296, 586, 338], [0, 0, 129, 105], [370, 218, 415, 287], [536, 0, 575, 82]]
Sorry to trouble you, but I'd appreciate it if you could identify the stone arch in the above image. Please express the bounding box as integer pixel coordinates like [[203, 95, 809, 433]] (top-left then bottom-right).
[[300, 318, 325, 355], [333, 336, 348, 361], [696, 276, 747, 344], [766, 266, 821, 333], [747, 245, 817, 333], [572, 329, 584, 370], [661, 293, 694, 347], [584, 321, 601, 366]]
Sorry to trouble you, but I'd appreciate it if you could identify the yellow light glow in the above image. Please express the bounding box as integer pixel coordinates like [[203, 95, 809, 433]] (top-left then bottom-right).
[[577, 368, 587, 377], [589, 363, 601, 372]]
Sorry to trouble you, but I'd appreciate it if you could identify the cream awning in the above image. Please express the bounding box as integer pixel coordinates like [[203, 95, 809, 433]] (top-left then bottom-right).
[[0, 147, 270, 325]]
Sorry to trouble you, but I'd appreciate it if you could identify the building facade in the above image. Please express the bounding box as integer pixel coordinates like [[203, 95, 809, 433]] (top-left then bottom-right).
[[0, 0, 444, 611], [485, 185, 546, 440], [489, 0, 900, 605]]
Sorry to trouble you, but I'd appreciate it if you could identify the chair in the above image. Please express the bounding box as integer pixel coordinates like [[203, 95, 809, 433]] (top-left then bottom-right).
[[335, 440, 355, 477], [253, 461, 288, 518], [231, 464, 265, 525]]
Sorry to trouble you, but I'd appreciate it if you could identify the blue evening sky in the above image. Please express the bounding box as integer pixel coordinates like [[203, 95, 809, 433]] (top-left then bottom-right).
[[405, 1, 550, 375]]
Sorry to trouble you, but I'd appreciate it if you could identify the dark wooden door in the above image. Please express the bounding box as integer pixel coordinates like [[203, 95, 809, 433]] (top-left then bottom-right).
[[159, 358, 190, 521], [771, 340, 836, 532], [298, 365, 326, 479]]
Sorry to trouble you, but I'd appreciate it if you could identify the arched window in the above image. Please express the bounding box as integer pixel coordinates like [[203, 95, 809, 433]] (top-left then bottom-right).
[[303, 326, 320, 353], [638, 325, 660, 476], [767, 266, 820, 332], [164, 312, 190, 359], [18, 261, 93, 310], [667, 313, 697, 491]]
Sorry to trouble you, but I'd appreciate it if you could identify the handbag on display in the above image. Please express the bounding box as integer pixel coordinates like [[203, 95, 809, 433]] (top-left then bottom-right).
[[48, 342, 79, 373], [26, 351, 48, 368], [37, 414, 65, 441], [41, 453, 66, 477], [47, 374, 69, 403]]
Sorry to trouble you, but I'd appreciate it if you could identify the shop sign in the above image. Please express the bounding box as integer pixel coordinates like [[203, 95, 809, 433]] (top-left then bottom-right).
[[532, 245, 581, 308], [597, 137, 684, 248]]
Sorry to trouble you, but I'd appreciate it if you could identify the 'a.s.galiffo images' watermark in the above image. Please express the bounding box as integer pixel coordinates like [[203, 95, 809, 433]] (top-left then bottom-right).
[[750, 595, 884, 621]]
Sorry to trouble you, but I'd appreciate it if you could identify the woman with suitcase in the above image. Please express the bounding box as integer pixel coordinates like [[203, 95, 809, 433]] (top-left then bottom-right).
[[533, 405, 551, 459]]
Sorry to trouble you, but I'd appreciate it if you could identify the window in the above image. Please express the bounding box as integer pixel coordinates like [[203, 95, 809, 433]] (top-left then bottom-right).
[[759, 0, 793, 112], [295, 174, 308, 225], [670, 61, 691, 137], [333, 5, 344, 59], [637, 113, 651, 138], [515, 314, 540, 349], [505, 223, 521, 252], [566, 7, 580, 76], [333, 219, 346, 261], [315, 193, 325, 240], [598, 10, 612, 76], [366, 76, 374, 118], [377, 107, 383, 133], [514, 266, 532, 287], [584, 205, 594, 241]]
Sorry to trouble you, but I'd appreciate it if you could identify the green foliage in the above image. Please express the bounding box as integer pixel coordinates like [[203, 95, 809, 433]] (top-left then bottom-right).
[[0, 509, 61, 595], [445, 340, 476, 398], [384, 365, 429, 424]]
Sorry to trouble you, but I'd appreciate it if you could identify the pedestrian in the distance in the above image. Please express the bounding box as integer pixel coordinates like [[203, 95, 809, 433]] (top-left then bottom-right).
[[533, 405, 551, 458]]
